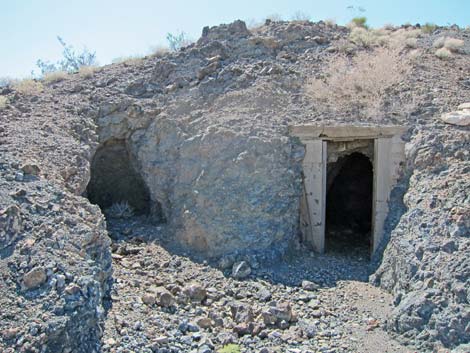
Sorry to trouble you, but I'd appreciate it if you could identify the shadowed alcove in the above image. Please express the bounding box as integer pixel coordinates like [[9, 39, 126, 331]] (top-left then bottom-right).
[[325, 152, 373, 252], [86, 139, 151, 215]]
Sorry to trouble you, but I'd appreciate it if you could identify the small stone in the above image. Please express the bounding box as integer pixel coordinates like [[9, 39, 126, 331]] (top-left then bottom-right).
[[301, 280, 319, 291], [142, 292, 156, 306], [104, 337, 116, 346], [152, 286, 175, 307], [183, 283, 207, 302], [2, 327, 20, 340], [231, 261, 251, 279], [64, 283, 81, 295], [196, 317, 212, 329], [262, 302, 294, 325], [439, 110, 470, 126], [233, 322, 254, 336], [312, 36, 328, 44], [21, 162, 40, 176], [155, 336, 169, 345], [23, 266, 47, 290], [198, 345, 213, 353], [256, 288, 272, 302], [187, 322, 200, 332], [217, 254, 235, 270]]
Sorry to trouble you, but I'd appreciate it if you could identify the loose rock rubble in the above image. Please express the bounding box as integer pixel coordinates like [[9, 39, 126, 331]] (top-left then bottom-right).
[[101, 217, 410, 353], [0, 19, 469, 352]]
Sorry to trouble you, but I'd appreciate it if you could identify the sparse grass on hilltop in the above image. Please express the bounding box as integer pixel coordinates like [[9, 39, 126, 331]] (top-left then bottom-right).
[[78, 65, 98, 78], [43, 71, 68, 84], [348, 26, 421, 49], [12, 79, 44, 95], [0, 96, 8, 110], [307, 46, 412, 119], [112, 55, 145, 65], [421, 22, 438, 33]]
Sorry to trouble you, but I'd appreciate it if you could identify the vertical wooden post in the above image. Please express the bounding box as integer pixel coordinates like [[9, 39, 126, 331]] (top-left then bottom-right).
[[372, 138, 392, 255], [302, 140, 327, 253]]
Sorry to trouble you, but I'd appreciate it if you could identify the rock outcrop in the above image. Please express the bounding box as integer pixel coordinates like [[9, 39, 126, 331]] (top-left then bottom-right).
[[0, 19, 469, 352]]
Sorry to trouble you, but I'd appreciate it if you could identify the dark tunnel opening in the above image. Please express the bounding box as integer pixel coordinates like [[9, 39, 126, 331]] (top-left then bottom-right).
[[325, 152, 373, 254], [86, 139, 151, 217]]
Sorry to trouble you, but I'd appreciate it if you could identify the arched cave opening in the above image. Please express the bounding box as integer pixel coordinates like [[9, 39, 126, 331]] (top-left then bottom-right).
[[325, 152, 373, 253], [86, 139, 151, 217]]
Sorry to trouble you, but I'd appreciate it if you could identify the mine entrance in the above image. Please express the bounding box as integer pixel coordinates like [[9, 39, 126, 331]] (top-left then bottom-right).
[[325, 152, 373, 254], [290, 124, 407, 257], [86, 139, 151, 216]]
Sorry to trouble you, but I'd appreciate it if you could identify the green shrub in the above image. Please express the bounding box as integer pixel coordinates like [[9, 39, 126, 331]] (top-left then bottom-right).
[[422, 23, 437, 33], [166, 31, 192, 52], [36, 36, 97, 76], [435, 47, 452, 59], [218, 344, 241, 353], [351, 16, 368, 28]]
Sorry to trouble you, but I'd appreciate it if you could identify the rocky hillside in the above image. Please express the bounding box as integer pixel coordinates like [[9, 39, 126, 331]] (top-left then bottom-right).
[[0, 20, 469, 352]]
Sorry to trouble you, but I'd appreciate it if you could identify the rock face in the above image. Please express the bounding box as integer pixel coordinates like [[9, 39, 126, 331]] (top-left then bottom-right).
[[0, 19, 469, 352], [0, 157, 112, 353], [371, 129, 470, 350]]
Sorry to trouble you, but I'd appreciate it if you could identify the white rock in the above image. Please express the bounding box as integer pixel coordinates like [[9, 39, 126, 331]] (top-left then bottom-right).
[[457, 102, 470, 110], [439, 110, 470, 126]]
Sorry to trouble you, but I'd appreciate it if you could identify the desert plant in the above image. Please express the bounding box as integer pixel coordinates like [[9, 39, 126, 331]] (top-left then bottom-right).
[[435, 47, 452, 59], [351, 16, 368, 28], [12, 79, 44, 95], [432, 36, 446, 49], [306, 46, 412, 119], [0, 96, 8, 109], [43, 71, 68, 84], [111, 55, 145, 65], [78, 66, 98, 78], [421, 22, 437, 33], [336, 38, 357, 54], [105, 201, 134, 219], [404, 37, 418, 48], [166, 31, 192, 52], [349, 27, 388, 47], [433, 37, 464, 52], [218, 344, 241, 353], [36, 36, 97, 76], [443, 37, 464, 52]]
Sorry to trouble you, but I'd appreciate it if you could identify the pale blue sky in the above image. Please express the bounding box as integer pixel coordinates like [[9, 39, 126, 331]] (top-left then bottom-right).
[[1, 0, 468, 78]]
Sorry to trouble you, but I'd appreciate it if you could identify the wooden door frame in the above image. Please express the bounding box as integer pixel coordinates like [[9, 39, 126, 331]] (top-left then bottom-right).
[[289, 125, 407, 256]]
